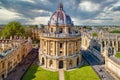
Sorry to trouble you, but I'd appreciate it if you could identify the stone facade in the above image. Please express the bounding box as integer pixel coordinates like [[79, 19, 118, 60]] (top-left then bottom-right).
[[0, 38, 32, 80], [39, 2, 82, 70]]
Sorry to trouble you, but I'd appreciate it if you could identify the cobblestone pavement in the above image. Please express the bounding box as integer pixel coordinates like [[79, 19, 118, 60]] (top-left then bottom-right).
[[59, 69, 64, 80], [6, 48, 38, 80]]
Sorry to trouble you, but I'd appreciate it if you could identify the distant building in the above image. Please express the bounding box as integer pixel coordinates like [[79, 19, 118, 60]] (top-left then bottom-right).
[[39, 2, 81, 70], [0, 37, 32, 80]]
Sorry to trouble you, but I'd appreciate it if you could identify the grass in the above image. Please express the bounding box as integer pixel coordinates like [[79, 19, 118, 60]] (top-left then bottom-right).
[[22, 65, 59, 80], [116, 52, 120, 58], [64, 65, 100, 80]]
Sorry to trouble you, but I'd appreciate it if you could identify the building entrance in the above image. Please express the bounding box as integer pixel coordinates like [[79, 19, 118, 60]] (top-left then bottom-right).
[[59, 61, 63, 69]]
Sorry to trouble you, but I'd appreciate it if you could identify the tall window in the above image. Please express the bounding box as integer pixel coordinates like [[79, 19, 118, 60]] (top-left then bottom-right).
[[42, 58, 44, 65], [59, 28, 63, 33], [51, 28, 53, 32], [60, 43, 63, 48]]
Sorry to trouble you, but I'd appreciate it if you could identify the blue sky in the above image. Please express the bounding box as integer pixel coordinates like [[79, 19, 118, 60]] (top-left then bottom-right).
[[0, 0, 120, 25]]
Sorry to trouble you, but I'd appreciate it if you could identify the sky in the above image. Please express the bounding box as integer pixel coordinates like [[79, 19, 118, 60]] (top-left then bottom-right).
[[0, 0, 120, 25]]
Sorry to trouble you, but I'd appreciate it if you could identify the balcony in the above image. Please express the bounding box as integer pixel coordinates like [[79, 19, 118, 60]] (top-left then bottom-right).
[[40, 32, 81, 38], [39, 49, 81, 59]]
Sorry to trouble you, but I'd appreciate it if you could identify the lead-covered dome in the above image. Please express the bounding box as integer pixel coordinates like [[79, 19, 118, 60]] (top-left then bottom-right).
[[49, 2, 73, 26]]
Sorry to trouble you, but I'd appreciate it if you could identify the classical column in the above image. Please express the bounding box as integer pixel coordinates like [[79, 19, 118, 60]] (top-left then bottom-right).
[[116, 41, 118, 51], [56, 41, 58, 56], [72, 41, 74, 55], [112, 41, 114, 48], [41, 39, 43, 51], [46, 40, 48, 55], [64, 41, 67, 56], [65, 27, 68, 34], [54, 41, 56, 56], [104, 41, 106, 47]]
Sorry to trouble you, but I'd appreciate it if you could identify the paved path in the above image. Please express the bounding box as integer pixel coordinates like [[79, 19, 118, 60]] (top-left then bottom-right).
[[81, 50, 115, 80], [6, 48, 38, 80], [59, 69, 64, 80]]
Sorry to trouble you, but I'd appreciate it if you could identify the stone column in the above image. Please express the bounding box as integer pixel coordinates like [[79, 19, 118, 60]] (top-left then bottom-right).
[[116, 41, 118, 51], [72, 41, 74, 55], [46, 40, 48, 55], [5, 60, 8, 78], [65, 27, 68, 34], [54, 41, 56, 56], [112, 41, 114, 48], [41, 39, 43, 51], [64, 41, 67, 56], [104, 41, 106, 47], [56, 41, 58, 56]]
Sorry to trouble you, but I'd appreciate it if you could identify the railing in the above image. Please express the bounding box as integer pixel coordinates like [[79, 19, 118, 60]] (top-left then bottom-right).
[[40, 33, 81, 38], [39, 50, 81, 59]]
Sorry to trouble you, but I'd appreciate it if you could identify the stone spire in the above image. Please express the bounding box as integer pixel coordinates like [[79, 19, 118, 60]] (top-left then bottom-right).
[[58, 0, 63, 10]]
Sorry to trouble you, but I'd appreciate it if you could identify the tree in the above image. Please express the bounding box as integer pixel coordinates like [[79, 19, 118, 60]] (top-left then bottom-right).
[[1, 21, 25, 38], [93, 32, 98, 37], [110, 30, 120, 33]]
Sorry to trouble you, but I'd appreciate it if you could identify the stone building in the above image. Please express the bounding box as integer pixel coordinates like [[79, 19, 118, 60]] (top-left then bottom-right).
[[100, 33, 120, 57], [32, 28, 39, 39], [0, 37, 32, 80], [39, 2, 81, 70]]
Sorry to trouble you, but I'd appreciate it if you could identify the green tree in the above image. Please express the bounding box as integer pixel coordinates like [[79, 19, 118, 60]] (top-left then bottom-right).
[[110, 30, 120, 33], [1, 21, 25, 38], [93, 32, 98, 37]]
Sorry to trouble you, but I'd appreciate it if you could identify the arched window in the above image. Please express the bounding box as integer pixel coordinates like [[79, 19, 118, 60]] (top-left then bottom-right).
[[42, 58, 44, 65], [49, 60, 53, 67], [102, 41, 104, 47]]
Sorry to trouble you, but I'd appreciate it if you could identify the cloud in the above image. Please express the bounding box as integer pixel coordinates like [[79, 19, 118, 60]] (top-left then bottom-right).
[[112, 6, 120, 11], [79, 1, 100, 12], [0, 0, 120, 25]]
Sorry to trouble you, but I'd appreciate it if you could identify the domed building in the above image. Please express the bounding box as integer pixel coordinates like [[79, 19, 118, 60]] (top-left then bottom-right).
[[39, 2, 81, 70]]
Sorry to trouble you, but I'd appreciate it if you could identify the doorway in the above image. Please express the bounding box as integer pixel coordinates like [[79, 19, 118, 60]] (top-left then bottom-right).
[[59, 61, 63, 69]]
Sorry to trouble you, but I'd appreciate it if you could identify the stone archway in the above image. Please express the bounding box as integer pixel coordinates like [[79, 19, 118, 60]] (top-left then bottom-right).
[[42, 57, 44, 65], [59, 60, 63, 69]]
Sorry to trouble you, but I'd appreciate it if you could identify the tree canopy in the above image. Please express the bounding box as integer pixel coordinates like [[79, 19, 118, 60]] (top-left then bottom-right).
[[93, 32, 98, 37], [0, 21, 25, 38], [110, 30, 120, 33]]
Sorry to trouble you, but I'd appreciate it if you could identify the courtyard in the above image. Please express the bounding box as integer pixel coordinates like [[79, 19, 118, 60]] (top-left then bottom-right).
[[22, 65, 59, 80], [22, 64, 100, 80], [64, 64, 100, 80]]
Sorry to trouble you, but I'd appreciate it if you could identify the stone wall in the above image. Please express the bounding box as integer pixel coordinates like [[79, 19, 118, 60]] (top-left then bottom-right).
[[105, 57, 120, 79]]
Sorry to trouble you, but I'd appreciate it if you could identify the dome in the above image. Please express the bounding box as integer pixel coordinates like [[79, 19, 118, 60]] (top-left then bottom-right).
[[49, 2, 73, 26]]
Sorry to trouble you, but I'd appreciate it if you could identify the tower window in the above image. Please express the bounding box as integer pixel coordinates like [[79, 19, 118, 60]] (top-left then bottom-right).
[[60, 43, 63, 48]]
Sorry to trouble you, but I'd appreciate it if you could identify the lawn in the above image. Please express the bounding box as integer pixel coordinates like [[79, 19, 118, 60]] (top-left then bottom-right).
[[64, 65, 100, 80], [22, 65, 59, 80], [116, 52, 120, 58]]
